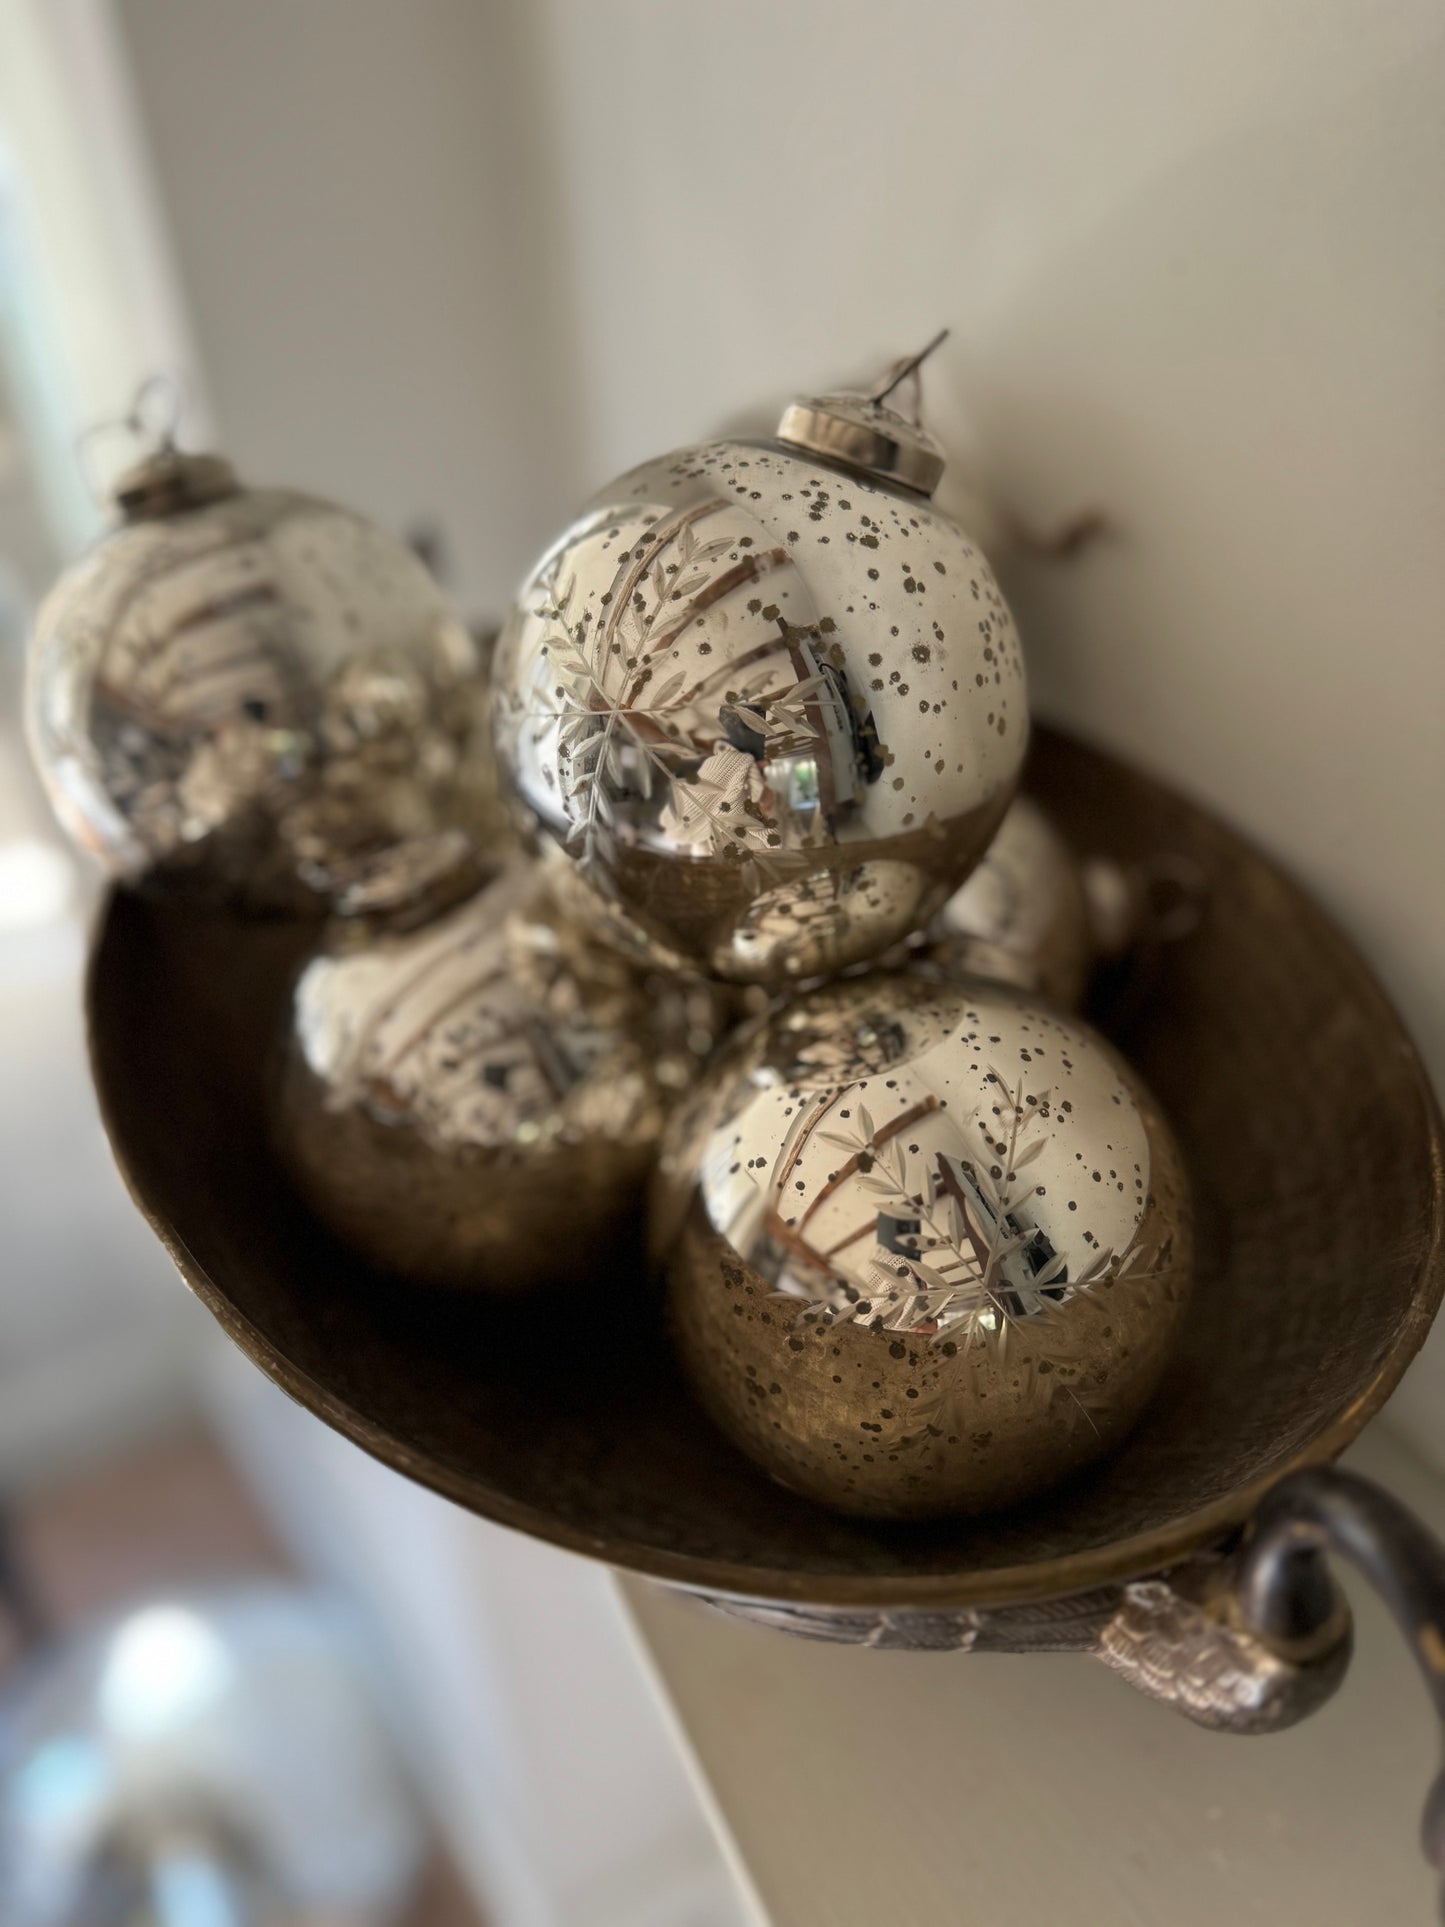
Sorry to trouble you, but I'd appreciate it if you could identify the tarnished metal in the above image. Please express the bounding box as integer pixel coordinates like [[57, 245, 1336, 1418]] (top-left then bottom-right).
[[491, 382, 1026, 985], [1095, 1549, 1351, 1733], [655, 970, 1193, 1518]]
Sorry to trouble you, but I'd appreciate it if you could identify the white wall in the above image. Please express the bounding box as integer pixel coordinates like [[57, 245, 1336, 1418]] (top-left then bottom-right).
[[115, 0, 587, 615], [0, 0, 209, 553], [0, 0, 219, 1487]]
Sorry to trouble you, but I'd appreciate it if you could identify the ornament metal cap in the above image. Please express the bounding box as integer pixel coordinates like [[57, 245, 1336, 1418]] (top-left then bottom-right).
[[775, 329, 949, 498], [111, 446, 240, 523]]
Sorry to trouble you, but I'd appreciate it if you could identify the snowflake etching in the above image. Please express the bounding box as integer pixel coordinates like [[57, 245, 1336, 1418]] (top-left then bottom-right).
[[762, 1070, 1172, 1374], [516, 501, 842, 877], [666, 967, 1192, 1515]]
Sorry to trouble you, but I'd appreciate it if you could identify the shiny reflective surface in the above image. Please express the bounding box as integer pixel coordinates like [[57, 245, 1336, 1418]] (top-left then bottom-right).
[[492, 395, 1027, 985], [273, 862, 724, 1290], [924, 794, 1092, 1006], [28, 471, 498, 917], [776, 389, 947, 496], [656, 972, 1193, 1518]]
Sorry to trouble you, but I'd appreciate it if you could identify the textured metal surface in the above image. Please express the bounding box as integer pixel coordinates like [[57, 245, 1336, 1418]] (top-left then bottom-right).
[[696, 1582, 1123, 1653], [28, 475, 497, 918], [1095, 1557, 1351, 1733], [655, 972, 1192, 1517], [272, 863, 724, 1291], [84, 729, 1445, 1610], [491, 393, 1026, 985]]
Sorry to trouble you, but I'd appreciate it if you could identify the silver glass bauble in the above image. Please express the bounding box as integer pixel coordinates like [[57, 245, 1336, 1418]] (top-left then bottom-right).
[[27, 447, 497, 917], [653, 971, 1193, 1519], [273, 861, 725, 1291], [492, 388, 1028, 986], [922, 794, 1092, 1007]]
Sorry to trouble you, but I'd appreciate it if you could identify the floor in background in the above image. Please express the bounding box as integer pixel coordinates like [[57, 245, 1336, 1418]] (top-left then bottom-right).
[[0, 1421, 485, 1927]]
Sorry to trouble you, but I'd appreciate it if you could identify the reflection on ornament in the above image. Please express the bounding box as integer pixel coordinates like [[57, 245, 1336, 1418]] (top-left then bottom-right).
[[923, 795, 1091, 1007], [654, 971, 1192, 1519], [27, 446, 496, 917], [274, 862, 724, 1290], [492, 379, 1027, 985]]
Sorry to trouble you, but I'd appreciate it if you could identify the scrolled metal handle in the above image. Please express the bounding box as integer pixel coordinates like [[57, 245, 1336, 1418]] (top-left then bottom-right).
[[1097, 1465, 1445, 1906], [1237, 1466, 1445, 1895]]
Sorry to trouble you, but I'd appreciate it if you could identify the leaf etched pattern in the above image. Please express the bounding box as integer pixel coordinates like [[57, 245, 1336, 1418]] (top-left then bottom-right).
[[776, 1069, 1170, 1402], [517, 505, 827, 876]]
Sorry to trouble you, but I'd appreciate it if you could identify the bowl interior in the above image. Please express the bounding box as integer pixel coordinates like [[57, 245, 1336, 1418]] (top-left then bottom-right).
[[87, 728, 1444, 1608]]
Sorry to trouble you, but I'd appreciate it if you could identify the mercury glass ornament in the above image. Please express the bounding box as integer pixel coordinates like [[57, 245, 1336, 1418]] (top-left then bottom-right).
[[27, 444, 496, 917], [922, 794, 1092, 1007], [654, 972, 1192, 1519], [492, 372, 1028, 986], [274, 861, 724, 1291]]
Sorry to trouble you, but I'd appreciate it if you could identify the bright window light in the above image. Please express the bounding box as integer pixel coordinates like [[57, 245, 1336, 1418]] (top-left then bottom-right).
[[0, 837, 73, 930], [97, 1606, 235, 1741]]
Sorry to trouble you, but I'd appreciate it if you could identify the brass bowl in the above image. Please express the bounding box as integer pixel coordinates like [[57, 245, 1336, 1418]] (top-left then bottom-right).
[[86, 727, 1445, 1618]]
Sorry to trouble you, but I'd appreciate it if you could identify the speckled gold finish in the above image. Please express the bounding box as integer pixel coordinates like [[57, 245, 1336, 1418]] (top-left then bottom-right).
[[922, 794, 1092, 1006], [27, 452, 497, 918], [655, 972, 1192, 1518], [273, 862, 724, 1291], [491, 390, 1027, 985]]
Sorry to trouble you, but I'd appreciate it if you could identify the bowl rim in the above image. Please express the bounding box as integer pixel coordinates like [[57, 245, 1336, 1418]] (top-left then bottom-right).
[[86, 730, 1445, 1612]]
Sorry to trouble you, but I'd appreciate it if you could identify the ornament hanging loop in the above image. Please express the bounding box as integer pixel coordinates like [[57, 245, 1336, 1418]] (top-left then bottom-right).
[[123, 371, 184, 453], [868, 327, 951, 419], [75, 373, 188, 506], [75, 375, 237, 523], [776, 330, 952, 497]]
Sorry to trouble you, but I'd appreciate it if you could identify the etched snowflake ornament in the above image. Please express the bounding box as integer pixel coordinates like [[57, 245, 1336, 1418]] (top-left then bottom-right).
[[492, 382, 1027, 985], [654, 972, 1193, 1519]]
